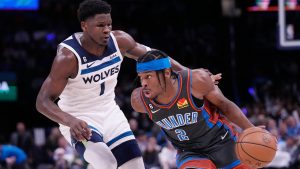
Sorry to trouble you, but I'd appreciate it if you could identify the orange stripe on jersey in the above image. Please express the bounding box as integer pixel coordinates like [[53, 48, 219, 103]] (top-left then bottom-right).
[[140, 89, 152, 120], [219, 115, 238, 136], [232, 164, 255, 169], [150, 73, 183, 109], [179, 159, 217, 169], [203, 100, 220, 124], [186, 69, 220, 125]]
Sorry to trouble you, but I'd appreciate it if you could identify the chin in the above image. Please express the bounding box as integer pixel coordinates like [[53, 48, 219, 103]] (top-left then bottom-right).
[[148, 94, 157, 100], [144, 93, 152, 99], [102, 39, 109, 44]]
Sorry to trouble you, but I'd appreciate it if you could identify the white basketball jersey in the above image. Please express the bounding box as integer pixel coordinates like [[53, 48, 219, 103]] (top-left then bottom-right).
[[57, 32, 123, 116]]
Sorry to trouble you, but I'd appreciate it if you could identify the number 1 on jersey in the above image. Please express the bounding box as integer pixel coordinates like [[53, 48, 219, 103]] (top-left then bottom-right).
[[99, 82, 105, 95]]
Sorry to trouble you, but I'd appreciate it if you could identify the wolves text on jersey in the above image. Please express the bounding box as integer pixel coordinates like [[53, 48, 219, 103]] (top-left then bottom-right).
[[155, 112, 198, 130], [82, 65, 120, 84]]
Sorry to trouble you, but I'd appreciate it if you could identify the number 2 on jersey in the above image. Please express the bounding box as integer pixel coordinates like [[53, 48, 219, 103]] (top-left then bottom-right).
[[175, 129, 189, 141], [99, 82, 105, 95]]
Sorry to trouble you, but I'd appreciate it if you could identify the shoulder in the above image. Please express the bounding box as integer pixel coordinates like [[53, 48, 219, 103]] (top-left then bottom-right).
[[190, 69, 215, 98], [112, 30, 140, 57], [112, 30, 134, 44], [191, 69, 212, 83], [52, 47, 78, 78], [112, 30, 127, 37], [131, 87, 142, 105], [57, 46, 77, 61], [131, 87, 147, 113]]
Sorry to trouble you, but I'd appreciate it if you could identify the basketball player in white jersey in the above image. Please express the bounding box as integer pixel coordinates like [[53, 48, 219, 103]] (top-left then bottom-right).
[[35, 0, 189, 168]]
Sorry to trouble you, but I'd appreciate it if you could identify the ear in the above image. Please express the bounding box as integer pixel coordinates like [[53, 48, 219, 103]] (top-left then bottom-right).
[[81, 21, 87, 31], [164, 68, 172, 78]]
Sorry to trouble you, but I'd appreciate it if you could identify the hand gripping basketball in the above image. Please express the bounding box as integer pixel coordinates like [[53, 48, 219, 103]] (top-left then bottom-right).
[[235, 127, 278, 168]]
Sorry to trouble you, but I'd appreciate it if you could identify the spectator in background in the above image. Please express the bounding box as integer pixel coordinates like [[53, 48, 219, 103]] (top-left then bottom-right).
[[135, 130, 148, 154], [45, 127, 62, 163], [128, 118, 139, 136], [143, 136, 161, 169], [53, 148, 69, 169], [0, 144, 27, 169], [10, 122, 33, 155], [55, 136, 77, 166], [9, 122, 33, 167], [285, 115, 300, 137], [159, 141, 177, 169]]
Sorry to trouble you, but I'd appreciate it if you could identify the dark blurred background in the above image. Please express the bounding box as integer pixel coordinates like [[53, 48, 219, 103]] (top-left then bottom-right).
[[0, 0, 300, 168], [0, 0, 299, 135]]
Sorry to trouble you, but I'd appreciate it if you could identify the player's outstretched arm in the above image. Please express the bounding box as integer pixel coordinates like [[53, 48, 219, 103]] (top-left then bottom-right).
[[113, 30, 187, 71], [191, 69, 254, 130], [36, 48, 91, 141]]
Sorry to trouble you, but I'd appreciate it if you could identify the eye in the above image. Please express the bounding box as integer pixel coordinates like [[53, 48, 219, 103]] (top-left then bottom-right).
[[146, 75, 152, 79], [139, 74, 152, 83], [97, 24, 105, 27]]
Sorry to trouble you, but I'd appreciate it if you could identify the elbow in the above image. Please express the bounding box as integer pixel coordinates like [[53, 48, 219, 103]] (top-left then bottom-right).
[[218, 100, 231, 115], [35, 95, 45, 114], [35, 97, 42, 113]]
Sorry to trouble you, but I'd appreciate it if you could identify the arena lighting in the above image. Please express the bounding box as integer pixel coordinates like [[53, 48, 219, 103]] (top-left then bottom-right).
[[278, 0, 300, 48], [247, 0, 300, 12], [0, 0, 39, 10], [0, 72, 17, 101]]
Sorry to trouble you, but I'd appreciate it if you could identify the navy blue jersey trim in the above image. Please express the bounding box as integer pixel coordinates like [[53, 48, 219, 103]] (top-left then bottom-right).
[[62, 34, 118, 64], [81, 56, 121, 74], [111, 139, 142, 167], [107, 131, 134, 147]]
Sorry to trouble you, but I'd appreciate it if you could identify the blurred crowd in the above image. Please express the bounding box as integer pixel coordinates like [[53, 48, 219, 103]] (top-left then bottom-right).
[[0, 0, 300, 169], [1, 95, 300, 169]]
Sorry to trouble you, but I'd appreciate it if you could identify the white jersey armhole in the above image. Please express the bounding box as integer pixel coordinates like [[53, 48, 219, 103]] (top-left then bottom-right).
[[58, 43, 81, 80]]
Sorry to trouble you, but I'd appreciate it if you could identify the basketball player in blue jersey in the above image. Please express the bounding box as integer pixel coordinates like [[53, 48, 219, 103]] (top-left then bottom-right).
[[131, 50, 256, 169], [35, 0, 191, 168]]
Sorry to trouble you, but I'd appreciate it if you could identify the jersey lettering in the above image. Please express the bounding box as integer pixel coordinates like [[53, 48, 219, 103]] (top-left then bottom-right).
[[82, 65, 120, 84], [155, 112, 198, 130]]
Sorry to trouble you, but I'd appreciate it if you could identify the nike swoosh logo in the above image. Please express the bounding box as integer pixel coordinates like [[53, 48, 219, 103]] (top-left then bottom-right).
[[221, 131, 228, 140], [86, 61, 96, 68], [151, 109, 160, 114]]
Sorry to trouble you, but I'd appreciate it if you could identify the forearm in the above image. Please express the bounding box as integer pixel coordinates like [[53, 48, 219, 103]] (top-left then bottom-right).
[[36, 98, 75, 126], [221, 101, 254, 130]]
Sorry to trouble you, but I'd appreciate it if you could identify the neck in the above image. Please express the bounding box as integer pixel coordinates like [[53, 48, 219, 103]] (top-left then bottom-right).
[[155, 78, 178, 105], [80, 34, 106, 56]]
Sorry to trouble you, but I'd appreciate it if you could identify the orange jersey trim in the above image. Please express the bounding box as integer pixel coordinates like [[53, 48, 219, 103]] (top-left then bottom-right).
[[179, 159, 217, 169]]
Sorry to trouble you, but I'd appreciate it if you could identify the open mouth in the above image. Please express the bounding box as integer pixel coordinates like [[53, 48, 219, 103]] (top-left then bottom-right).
[[143, 89, 151, 97]]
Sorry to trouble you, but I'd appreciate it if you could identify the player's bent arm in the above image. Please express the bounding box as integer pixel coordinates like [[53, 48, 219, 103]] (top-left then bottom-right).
[[204, 86, 254, 130], [190, 69, 215, 99], [113, 30, 148, 59], [113, 30, 187, 71], [36, 48, 78, 126], [190, 69, 253, 129], [131, 88, 147, 113]]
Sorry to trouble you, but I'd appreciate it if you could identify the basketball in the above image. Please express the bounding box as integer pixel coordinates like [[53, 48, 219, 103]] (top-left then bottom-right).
[[235, 127, 278, 168]]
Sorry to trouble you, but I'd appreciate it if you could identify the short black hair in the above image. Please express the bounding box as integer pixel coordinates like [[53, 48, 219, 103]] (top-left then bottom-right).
[[77, 0, 111, 22]]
